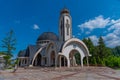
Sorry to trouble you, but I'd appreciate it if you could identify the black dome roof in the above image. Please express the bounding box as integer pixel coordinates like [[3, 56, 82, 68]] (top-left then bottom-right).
[[37, 32, 58, 41]]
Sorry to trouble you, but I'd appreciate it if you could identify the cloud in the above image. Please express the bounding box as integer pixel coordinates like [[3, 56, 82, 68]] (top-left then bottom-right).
[[89, 35, 98, 46], [78, 15, 120, 48], [33, 24, 40, 30], [78, 15, 110, 31], [85, 31, 91, 35], [103, 33, 120, 48]]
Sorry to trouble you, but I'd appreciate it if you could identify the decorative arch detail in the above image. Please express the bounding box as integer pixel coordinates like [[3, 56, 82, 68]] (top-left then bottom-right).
[[32, 47, 44, 66], [61, 38, 91, 56]]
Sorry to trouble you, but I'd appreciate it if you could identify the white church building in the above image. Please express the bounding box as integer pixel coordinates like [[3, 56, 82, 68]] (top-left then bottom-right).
[[18, 8, 91, 68]]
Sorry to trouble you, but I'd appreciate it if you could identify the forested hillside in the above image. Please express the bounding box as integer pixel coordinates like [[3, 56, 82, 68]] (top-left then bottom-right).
[[80, 37, 120, 68], [112, 46, 120, 56]]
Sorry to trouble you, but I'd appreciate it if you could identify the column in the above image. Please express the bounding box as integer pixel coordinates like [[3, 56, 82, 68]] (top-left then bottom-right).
[[81, 57, 83, 68], [86, 56, 89, 67], [67, 58, 70, 68], [55, 55, 57, 68], [72, 56, 74, 67]]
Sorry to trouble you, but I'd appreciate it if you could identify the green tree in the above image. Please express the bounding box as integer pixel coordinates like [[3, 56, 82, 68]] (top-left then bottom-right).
[[97, 36, 110, 59], [112, 46, 120, 56], [3, 55, 11, 68], [82, 38, 97, 64], [1, 30, 16, 57]]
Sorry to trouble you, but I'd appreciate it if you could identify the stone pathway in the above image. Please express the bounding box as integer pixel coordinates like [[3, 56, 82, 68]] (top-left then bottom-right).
[[0, 67, 120, 80]]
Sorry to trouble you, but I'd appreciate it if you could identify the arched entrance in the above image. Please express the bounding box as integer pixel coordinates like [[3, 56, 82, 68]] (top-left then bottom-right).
[[58, 55, 67, 67], [69, 50, 81, 67], [33, 53, 42, 66], [50, 51, 55, 66], [60, 38, 91, 67]]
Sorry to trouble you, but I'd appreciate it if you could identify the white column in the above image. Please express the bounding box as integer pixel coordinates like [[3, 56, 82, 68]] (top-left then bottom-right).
[[81, 57, 83, 68], [72, 56, 74, 67], [67, 58, 70, 67]]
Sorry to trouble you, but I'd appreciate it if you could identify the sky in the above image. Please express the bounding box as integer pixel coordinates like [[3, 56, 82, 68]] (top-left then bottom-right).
[[0, 0, 120, 58]]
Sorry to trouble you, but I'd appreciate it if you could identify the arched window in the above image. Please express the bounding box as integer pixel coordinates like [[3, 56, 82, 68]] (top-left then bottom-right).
[[66, 19, 70, 35], [61, 21, 62, 36]]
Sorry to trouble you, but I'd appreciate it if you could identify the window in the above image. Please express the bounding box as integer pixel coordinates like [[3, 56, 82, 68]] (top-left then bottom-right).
[[66, 19, 70, 35], [61, 21, 63, 36]]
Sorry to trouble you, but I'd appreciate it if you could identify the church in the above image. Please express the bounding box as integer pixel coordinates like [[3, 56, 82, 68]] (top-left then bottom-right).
[[18, 8, 91, 68]]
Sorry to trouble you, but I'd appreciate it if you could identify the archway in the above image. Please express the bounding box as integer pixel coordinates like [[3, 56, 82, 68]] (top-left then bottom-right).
[[58, 55, 67, 67], [33, 53, 42, 66], [69, 50, 81, 67]]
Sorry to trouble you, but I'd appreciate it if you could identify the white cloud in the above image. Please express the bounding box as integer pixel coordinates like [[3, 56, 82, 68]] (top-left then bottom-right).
[[78, 15, 110, 31], [80, 15, 120, 47], [88, 33, 120, 48], [78, 15, 120, 47], [108, 22, 120, 31], [89, 35, 98, 46], [85, 31, 91, 35], [104, 19, 120, 47], [103, 33, 120, 48], [33, 24, 40, 30]]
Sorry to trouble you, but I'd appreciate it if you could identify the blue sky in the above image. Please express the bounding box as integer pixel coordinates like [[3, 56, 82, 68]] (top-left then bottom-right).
[[0, 0, 120, 58]]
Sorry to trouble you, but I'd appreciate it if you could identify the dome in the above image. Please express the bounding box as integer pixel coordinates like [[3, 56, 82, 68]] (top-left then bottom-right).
[[37, 32, 58, 41], [60, 8, 70, 14]]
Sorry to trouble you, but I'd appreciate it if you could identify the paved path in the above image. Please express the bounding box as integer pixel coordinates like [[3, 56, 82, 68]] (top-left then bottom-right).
[[0, 67, 120, 80]]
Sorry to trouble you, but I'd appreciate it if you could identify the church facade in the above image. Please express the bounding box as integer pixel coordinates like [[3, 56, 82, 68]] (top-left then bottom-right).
[[18, 9, 91, 68]]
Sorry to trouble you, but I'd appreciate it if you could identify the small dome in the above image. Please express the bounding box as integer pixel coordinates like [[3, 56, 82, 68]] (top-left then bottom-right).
[[60, 8, 70, 14], [37, 32, 58, 41]]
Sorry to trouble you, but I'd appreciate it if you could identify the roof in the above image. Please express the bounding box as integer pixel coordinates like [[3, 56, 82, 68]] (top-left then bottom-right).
[[27, 45, 41, 59], [60, 8, 70, 14], [18, 50, 26, 57], [37, 32, 58, 41]]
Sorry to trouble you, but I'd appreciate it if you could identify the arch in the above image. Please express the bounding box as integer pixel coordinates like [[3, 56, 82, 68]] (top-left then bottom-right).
[[61, 38, 91, 56], [69, 49, 81, 67], [50, 51, 55, 66], [61, 38, 91, 67], [57, 55, 67, 67], [33, 53, 42, 66], [46, 41, 57, 52], [32, 47, 44, 66], [46, 41, 57, 67]]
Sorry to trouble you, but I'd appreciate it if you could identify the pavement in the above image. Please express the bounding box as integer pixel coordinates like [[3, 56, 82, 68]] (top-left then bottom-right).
[[0, 66, 120, 80]]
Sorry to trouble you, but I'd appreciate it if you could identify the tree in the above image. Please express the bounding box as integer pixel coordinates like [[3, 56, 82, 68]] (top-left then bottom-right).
[[3, 55, 11, 68], [1, 30, 16, 57], [82, 38, 97, 64], [97, 36, 106, 59], [112, 46, 120, 56], [97, 36, 111, 60]]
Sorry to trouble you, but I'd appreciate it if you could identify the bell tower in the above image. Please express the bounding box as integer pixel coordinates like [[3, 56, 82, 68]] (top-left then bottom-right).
[[59, 8, 72, 41]]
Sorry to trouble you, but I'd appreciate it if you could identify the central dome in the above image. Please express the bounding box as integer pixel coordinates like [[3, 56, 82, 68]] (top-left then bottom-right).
[[37, 32, 58, 41]]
